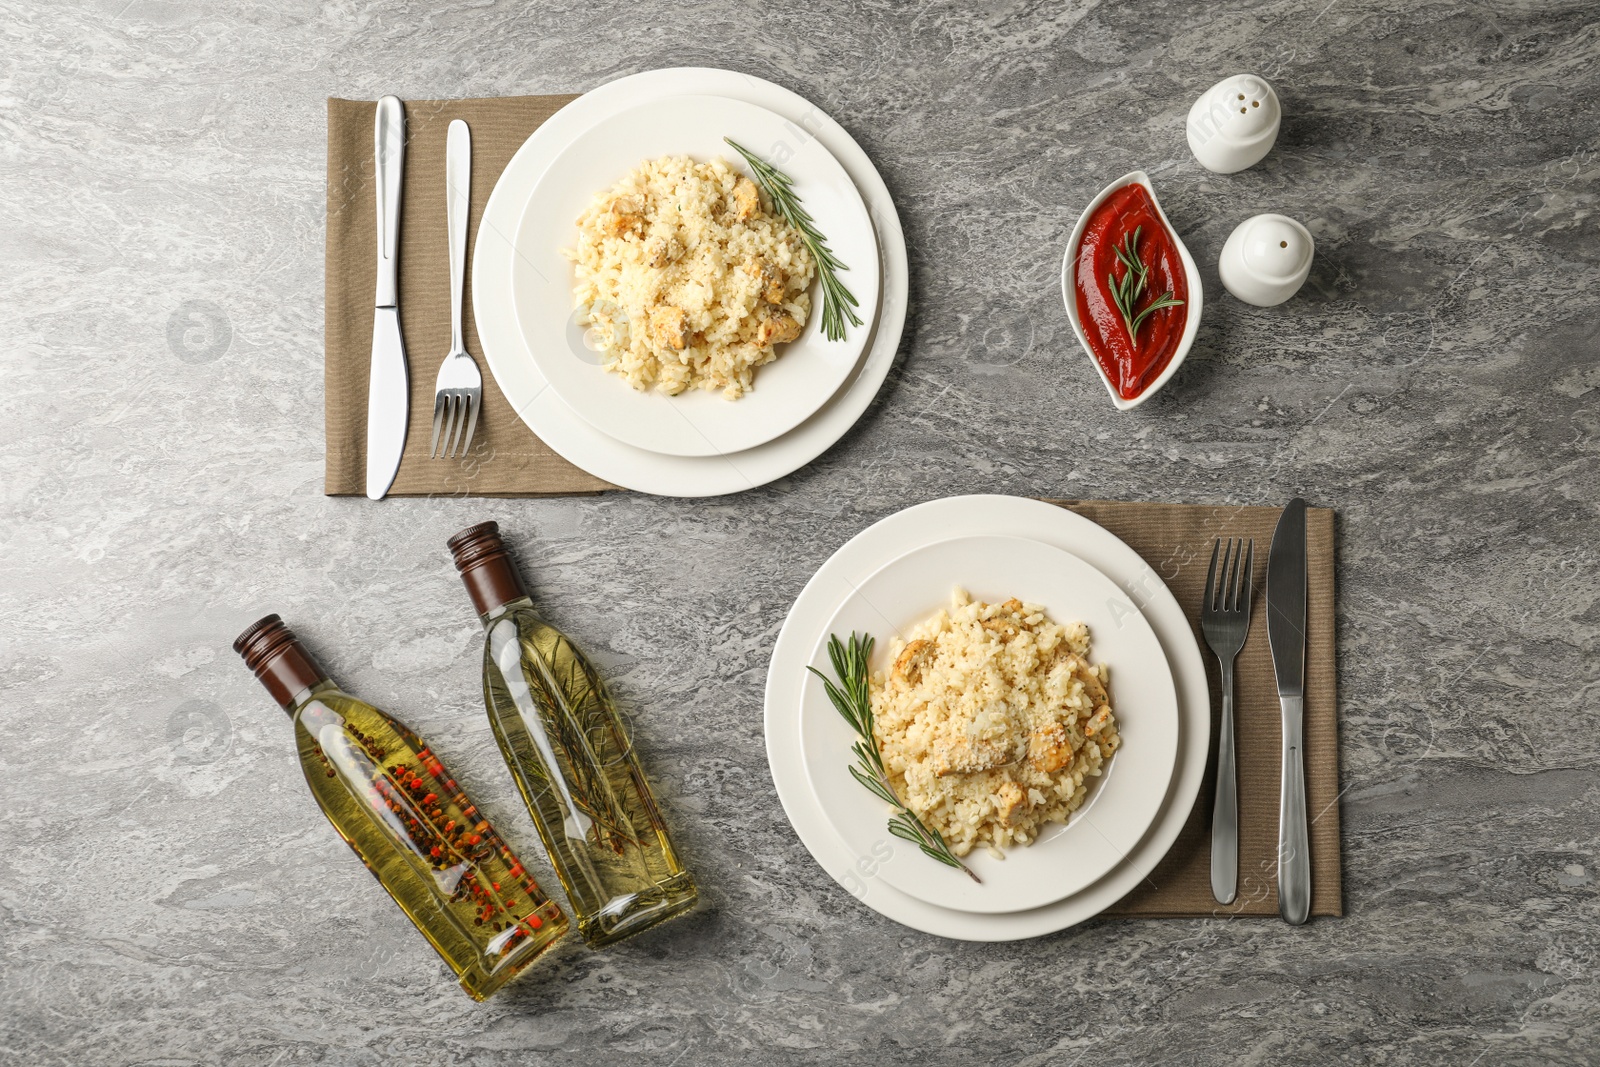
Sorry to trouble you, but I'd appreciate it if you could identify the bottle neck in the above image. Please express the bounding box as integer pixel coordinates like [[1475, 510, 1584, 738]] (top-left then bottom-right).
[[482, 595, 536, 627], [286, 679, 340, 717], [233, 615, 333, 714], [448, 521, 533, 620]]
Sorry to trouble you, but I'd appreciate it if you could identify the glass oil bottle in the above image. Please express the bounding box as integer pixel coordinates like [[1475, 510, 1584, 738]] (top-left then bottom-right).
[[447, 522, 698, 948], [234, 615, 567, 1000]]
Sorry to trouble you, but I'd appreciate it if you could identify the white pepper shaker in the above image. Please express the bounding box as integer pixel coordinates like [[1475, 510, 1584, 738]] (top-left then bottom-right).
[[1218, 213, 1314, 306]]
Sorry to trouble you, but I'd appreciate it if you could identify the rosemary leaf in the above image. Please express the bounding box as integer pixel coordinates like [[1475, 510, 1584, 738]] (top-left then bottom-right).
[[809, 633, 981, 883], [724, 138, 863, 342], [1106, 226, 1184, 344]]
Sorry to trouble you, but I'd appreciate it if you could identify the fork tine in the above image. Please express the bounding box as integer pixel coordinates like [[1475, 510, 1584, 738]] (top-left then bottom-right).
[[1204, 538, 1221, 612], [1223, 538, 1240, 613], [1238, 539, 1255, 613], [460, 393, 480, 457], [444, 393, 463, 459], [429, 394, 447, 459], [449, 393, 469, 458]]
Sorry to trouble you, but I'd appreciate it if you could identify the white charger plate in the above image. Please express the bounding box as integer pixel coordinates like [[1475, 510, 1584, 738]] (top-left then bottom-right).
[[800, 535, 1179, 914], [511, 95, 880, 458], [764, 496, 1210, 940], [473, 67, 907, 497]]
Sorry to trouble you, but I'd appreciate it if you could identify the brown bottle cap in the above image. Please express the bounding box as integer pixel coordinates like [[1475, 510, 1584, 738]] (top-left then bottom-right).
[[448, 521, 529, 617], [234, 614, 329, 710]]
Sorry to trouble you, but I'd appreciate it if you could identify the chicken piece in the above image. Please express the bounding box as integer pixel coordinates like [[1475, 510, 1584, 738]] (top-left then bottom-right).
[[932, 734, 1019, 777], [979, 598, 1029, 639], [645, 235, 683, 268], [1027, 720, 1072, 774], [602, 196, 644, 238], [1083, 704, 1115, 738], [731, 177, 761, 221], [980, 616, 1018, 638], [1054, 652, 1110, 708], [891, 639, 934, 687], [744, 257, 787, 304], [995, 781, 1028, 826], [648, 305, 690, 351], [756, 306, 802, 346]]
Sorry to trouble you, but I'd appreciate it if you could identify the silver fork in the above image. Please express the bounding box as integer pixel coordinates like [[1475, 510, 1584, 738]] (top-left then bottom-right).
[[1202, 536, 1254, 906], [430, 119, 482, 459]]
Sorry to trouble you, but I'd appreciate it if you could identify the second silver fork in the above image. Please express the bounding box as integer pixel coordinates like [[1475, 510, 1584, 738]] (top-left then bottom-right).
[[1202, 536, 1254, 906], [430, 119, 483, 459]]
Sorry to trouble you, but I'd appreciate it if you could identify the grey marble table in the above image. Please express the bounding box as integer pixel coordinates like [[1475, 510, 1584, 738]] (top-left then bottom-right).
[[3, 1, 1597, 1064]]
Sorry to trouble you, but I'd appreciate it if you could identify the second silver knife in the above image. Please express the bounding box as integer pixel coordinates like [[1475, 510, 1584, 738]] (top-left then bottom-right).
[[1266, 497, 1311, 925]]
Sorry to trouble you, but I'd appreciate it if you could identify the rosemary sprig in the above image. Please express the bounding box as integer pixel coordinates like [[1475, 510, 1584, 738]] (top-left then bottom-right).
[[1106, 225, 1184, 343], [724, 137, 863, 343], [808, 632, 980, 883]]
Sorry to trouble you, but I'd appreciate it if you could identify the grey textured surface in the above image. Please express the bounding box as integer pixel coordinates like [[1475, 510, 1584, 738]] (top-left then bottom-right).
[[2, 1, 1597, 1063]]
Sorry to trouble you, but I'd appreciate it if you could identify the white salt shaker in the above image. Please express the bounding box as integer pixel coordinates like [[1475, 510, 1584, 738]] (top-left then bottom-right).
[[1218, 213, 1314, 306], [1187, 74, 1281, 173]]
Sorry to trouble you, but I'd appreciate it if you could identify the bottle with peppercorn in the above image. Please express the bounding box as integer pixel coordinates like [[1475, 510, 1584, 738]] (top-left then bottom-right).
[[234, 615, 568, 1000]]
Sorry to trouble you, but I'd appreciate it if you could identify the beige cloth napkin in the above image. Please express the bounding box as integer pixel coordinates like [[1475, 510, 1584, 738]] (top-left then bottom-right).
[[325, 95, 614, 496], [1046, 500, 1343, 919]]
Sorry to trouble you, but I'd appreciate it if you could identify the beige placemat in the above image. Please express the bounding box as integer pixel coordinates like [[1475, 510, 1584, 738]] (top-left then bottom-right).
[[325, 95, 615, 496], [1043, 500, 1342, 918]]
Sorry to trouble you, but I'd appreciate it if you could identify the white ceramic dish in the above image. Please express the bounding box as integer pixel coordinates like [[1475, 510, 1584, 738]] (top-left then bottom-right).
[[510, 95, 880, 458], [799, 534, 1179, 915], [472, 67, 907, 497], [764, 495, 1210, 940], [1059, 170, 1203, 412]]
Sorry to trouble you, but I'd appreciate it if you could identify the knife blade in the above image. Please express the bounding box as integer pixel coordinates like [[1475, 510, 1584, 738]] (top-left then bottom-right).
[[365, 95, 408, 500], [1267, 497, 1310, 925]]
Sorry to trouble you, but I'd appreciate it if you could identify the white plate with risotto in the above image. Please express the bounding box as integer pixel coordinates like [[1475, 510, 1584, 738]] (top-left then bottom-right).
[[799, 534, 1179, 915], [510, 94, 880, 458], [473, 67, 905, 496]]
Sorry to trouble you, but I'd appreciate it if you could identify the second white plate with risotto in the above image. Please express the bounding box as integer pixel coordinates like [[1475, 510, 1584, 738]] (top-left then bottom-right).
[[510, 94, 881, 458], [799, 534, 1180, 915]]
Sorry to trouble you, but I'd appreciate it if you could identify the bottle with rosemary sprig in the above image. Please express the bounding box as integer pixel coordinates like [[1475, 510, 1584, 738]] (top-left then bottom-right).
[[810, 633, 980, 882], [449, 522, 698, 949]]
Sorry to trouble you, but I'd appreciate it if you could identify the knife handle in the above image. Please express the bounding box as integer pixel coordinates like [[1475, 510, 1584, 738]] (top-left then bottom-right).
[[1210, 660, 1238, 905], [1278, 694, 1311, 925], [446, 120, 470, 355], [374, 96, 405, 308]]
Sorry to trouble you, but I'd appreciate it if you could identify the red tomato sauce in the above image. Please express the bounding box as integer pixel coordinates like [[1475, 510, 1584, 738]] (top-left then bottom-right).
[[1073, 183, 1189, 401]]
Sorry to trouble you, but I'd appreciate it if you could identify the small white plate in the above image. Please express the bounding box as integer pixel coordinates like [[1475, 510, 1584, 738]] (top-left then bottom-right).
[[799, 535, 1179, 914], [510, 95, 880, 458]]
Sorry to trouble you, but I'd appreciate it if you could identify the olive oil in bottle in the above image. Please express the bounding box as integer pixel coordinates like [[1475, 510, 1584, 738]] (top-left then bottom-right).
[[234, 615, 567, 1000], [448, 522, 698, 948]]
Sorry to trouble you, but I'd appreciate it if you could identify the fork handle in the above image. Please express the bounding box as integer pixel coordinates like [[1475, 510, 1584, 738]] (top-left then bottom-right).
[[1210, 659, 1238, 905], [445, 119, 471, 354], [1278, 694, 1311, 925]]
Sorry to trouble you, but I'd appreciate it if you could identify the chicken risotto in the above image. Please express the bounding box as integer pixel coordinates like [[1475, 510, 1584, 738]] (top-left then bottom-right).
[[565, 155, 815, 399], [871, 589, 1121, 857]]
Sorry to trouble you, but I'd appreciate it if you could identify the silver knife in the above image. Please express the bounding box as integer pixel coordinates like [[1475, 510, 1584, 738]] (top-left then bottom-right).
[[365, 95, 408, 500], [1267, 497, 1310, 925]]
